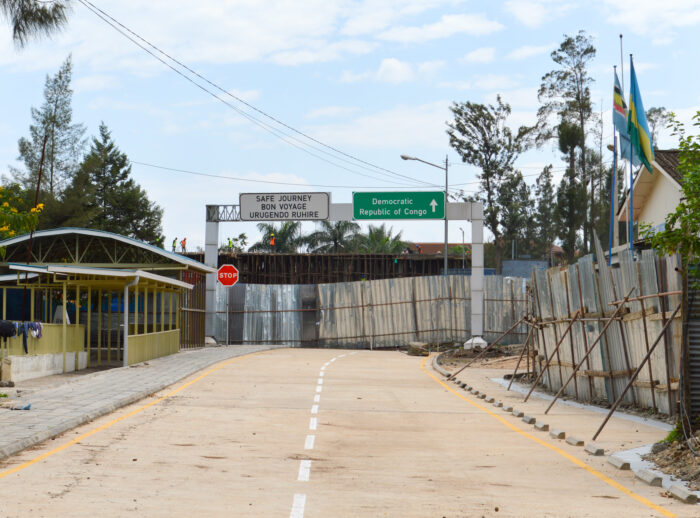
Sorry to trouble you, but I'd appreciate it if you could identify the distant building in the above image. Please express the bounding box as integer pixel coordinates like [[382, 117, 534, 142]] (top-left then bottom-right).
[[618, 149, 681, 233], [411, 242, 469, 255]]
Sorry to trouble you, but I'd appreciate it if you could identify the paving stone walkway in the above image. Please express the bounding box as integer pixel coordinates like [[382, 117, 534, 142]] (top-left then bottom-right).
[[0, 345, 277, 460]]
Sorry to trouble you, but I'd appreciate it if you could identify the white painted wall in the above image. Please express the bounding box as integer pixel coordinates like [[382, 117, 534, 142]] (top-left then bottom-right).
[[1, 352, 88, 382], [639, 174, 682, 229]]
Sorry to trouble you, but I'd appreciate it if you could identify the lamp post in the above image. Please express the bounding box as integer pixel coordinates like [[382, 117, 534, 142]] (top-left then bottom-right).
[[401, 154, 448, 274], [459, 227, 465, 270]]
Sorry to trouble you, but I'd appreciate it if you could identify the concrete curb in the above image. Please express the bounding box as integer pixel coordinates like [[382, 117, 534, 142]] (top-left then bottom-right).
[[431, 351, 452, 378], [0, 346, 279, 461]]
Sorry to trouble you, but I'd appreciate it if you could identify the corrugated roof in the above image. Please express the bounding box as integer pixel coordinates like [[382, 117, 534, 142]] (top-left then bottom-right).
[[654, 149, 681, 183]]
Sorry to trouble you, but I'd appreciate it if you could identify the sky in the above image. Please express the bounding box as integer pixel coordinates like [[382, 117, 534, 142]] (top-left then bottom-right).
[[1, 0, 699, 252]]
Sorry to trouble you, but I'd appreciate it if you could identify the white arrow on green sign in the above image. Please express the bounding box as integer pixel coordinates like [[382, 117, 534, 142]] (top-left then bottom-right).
[[352, 191, 445, 220]]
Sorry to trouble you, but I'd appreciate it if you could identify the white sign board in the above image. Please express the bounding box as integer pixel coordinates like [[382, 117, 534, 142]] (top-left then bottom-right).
[[239, 192, 330, 221]]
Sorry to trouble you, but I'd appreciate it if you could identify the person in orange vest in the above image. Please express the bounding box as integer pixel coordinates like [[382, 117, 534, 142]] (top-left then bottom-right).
[[180, 237, 187, 254], [270, 233, 275, 248]]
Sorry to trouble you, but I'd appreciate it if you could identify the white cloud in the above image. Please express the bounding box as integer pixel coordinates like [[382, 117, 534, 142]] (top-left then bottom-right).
[[376, 58, 414, 83], [504, 0, 574, 28], [417, 60, 446, 75], [73, 74, 119, 93], [474, 74, 517, 90], [599, 0, 700, 34], [378, 13, 503, 43], [305, 106, 359, 119], [308, 101, 451, 149], [461, 47, 495, 64], [506, 43, 554, 60]]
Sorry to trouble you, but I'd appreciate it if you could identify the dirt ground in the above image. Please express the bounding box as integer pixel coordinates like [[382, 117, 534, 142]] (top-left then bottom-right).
[[0, 348, 692, 517], [645, 432, 700, 491]]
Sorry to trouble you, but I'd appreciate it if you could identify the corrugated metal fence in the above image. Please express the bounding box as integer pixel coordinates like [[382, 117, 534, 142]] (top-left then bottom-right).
[[531, 248, 682, 416], [215, 274, 528, 348]]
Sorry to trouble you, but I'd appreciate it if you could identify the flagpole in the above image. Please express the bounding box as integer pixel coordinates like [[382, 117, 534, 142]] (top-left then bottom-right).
[[609, 67, 618, 265], [629, 54, 634, 251]]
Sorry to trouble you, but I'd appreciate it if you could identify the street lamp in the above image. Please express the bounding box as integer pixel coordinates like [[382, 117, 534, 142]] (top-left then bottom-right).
[[459, 227, 465, 270], [401, 154, 449, 274]]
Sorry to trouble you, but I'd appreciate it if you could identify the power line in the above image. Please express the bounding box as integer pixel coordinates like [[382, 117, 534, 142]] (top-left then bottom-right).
[[77, 0, 436, 188], [130, 160, 453, 190]]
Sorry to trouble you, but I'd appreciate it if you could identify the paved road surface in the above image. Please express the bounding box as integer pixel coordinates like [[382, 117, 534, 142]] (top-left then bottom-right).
[[0, 348, 689, 517]]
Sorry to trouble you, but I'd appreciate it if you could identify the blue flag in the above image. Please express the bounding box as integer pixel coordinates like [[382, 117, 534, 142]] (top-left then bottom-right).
[[613, 70, 639, 167], [627, 58, 655, 172]]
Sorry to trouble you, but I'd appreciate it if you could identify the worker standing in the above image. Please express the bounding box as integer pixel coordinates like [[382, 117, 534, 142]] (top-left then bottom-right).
[[180, 237, 187, 254], [172, 237, 177, 253]]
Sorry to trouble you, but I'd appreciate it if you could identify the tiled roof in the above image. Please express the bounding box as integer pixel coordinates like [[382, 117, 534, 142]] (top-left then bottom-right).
[[654, 149, 681, 183]]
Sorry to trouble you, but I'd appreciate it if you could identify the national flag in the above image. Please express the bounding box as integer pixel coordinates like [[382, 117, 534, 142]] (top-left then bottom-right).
[[627, 58, 655, 172], [613, 70, 640, 167]]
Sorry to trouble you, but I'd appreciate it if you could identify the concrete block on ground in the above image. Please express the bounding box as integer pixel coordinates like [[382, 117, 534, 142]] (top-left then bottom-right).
[[565, 436, 584, 447], [472, 390, 479, 396], [463, 385, 471, 391], [669, 484, 698, 504], [478, 393, 486, 399], [549, 429, 565, 439], [634, 469, 662, 487], [503, 405, 513, 412], [493, 401, 503, 407], [607, 455, 630, 470], [485, 397, 494, 403], [522, 415, 536, 425], [584, 443, 605, 456], [534, 422, 549, 432], [460, 382, 466, 388], [512, 409, 524, 417]]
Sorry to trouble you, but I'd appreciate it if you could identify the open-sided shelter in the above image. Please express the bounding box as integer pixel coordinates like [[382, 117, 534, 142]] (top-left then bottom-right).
[[0, 228, 214, 382]]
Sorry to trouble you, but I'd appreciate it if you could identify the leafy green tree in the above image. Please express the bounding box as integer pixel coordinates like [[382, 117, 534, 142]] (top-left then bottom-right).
[[537, 30, 595, 252], [533, 165, 557, 260], [1, 0, 70, 48], [646, 106, 672, 144], [355, 224, 405, 253], [76, 123, 163, 243], [13, 55, 85, 196], [555, 121, 587, 262], [306, 220, 360, 253], [249, 221, 304, 253], [447, 95, 534, 272]]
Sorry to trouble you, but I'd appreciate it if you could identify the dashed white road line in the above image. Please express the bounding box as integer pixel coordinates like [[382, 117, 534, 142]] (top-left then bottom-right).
[[316, 385, 322, 393], [298, 460, 312, 482], [290, 494, 306, 518], [304, 435, 315, 450], [313, 394, 320, 402], [319, 371, 324, 377], [311, 404, 319, 414], [309, 417, 317, 430], [317, 378, 323, 385]]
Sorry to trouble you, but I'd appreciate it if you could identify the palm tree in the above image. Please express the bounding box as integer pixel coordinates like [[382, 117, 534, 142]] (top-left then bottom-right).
[[356, 224, 405, 253], [1, 0, 70, 48], [305, 220, 360, 253], [248, 221, 304, 253]]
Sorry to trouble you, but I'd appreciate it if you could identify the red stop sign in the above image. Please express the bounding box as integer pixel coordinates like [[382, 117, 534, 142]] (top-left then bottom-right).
[[217, 264, 239, 286]]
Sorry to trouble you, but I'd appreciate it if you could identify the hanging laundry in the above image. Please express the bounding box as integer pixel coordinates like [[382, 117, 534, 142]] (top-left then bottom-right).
[[0, 320, 15, 338]]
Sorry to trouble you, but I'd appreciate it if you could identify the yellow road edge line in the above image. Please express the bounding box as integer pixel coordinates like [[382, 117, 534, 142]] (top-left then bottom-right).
[[0, 351, 265, 480], [420, 357, 676, 518]]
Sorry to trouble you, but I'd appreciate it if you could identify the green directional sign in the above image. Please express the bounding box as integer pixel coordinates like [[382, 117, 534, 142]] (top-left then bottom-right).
[[353, 191, 445, 220]]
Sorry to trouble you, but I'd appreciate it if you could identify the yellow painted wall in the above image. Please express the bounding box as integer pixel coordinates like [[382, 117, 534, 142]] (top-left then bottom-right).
[[1, 324, 84, 356], [127, 329, 179, 365]]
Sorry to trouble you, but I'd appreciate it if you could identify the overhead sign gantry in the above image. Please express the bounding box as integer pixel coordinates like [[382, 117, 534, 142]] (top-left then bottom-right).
[[204, 193, 484, 346]]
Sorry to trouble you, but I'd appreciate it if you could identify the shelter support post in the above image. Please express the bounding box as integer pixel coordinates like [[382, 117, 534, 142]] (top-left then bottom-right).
[[97, 289, 102, 366], [87, 289, 91, 368], [62, 282, 67, 373], [204, 215, 219, 338]]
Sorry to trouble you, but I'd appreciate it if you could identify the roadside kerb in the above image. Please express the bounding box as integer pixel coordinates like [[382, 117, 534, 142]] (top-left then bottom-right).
[[0, 345, 277, 461]]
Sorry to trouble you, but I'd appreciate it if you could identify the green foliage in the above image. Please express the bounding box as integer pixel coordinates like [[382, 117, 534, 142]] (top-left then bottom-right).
[[306, 220, 360, 253], [0, 182, 43, 258], [13, 55, 86, 196], [662, 421, 682, 443], [249, 221, 304, 253], [643, 112, 700, 269], [223, 233, 248, 253], [646, 106, 672, 144], [0, 0, 70, 48], [533, 166, 557, 259], [447, 95, 534, 272], [355, 224, 405, 253]]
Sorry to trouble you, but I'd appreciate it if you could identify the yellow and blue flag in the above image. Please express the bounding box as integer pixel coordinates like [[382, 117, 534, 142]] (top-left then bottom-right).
[[613, 70, 639, 167], [627, 58, 654, 172]]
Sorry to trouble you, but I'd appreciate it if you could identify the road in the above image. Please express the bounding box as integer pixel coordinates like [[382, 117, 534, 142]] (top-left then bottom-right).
[[0, 348, 690, 517]]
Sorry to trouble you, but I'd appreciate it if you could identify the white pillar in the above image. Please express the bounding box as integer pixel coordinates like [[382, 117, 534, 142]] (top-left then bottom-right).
[[470, 202, 484, 338], [204, 218, 219, 338]]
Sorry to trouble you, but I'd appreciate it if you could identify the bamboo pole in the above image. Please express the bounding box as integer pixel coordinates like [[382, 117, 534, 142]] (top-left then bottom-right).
[[507, 325, 534, 391], [531, 274, 552, 390], [656, 258, 675, 416], [524, 310, 581, 402], [544, 288, 634, 414], [546, 270, 565, 387], [592, 302, 681, 440], [563, 271, 580, 399], [637, 262, 657, 412], [447, 316, 526, 380]]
